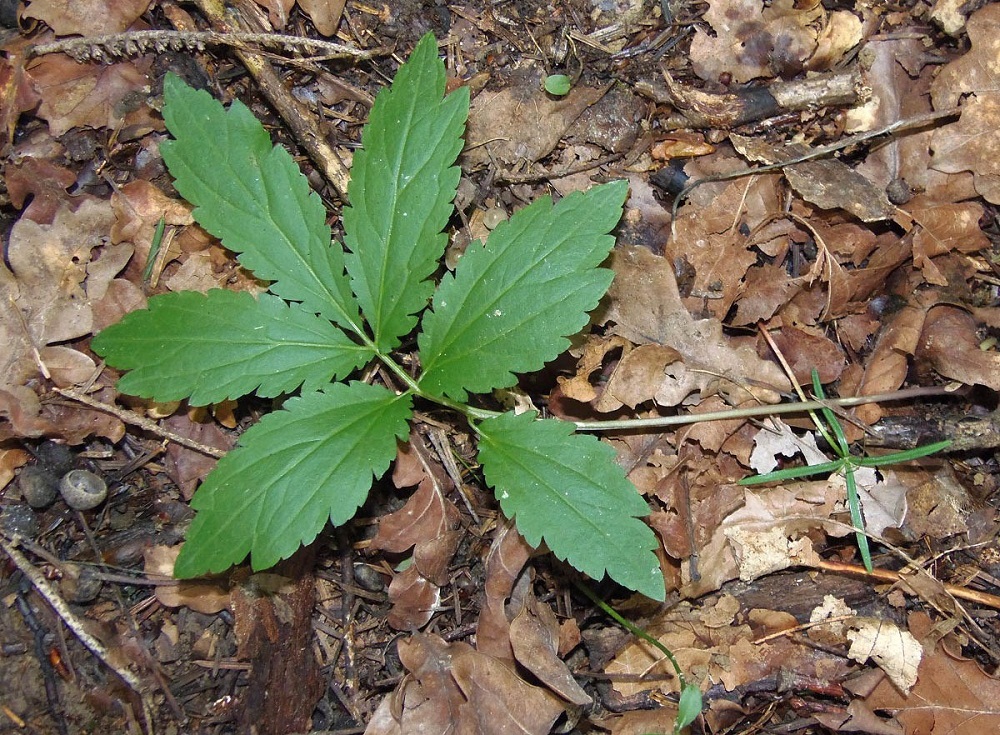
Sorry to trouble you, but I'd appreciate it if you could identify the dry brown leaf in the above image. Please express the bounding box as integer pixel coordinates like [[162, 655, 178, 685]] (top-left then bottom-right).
[[23, 0, 151, 35], [907, 200, 990, 284], [4, 157, 77, 224], [0, 447, 30, 491], [667, 173, 781, 319], [143, 544, 231, 615], [366, 633, 564, 735], [161, 414, 233, 500], [464, 66, 605, 167], [916, 305, 1000, 390], [509, 598, 592, 705], [295, 0, 345, 36], [866, 612, 1000, 733], [929, 93, 1000, 204], [765, 325, 846, 385], [848, 302, 926, 426], [598, 246, 788, 407], [27, 55, 158, 138], [387, 565, 440, 632], [733, 262, 801, 325], [689, 0, 818, 82], [476, 522, 533, 662], [731, 135, 894, 222]]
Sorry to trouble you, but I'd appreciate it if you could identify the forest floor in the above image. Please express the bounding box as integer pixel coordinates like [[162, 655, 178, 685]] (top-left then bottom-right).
[[2, 0, 1000, 733]]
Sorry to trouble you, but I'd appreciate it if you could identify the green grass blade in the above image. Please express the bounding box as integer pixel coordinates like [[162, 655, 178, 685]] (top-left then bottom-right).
[[93, 290, 373, 405], [478, 411, 664, 600], [853, 440, 953, 467], [174, 383, 412, 577], [418, 181, 628, 401], [160, 74, 362, 334], [739, 458, 846, 485], [343, 33, 469, 351], [812, 369, 850, 457], [844, 466, 873, 572]]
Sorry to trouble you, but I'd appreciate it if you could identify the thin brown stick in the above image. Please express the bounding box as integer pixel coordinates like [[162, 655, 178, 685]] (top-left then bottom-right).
[[815, 558, 1000, 610], [0, 534, 156, 734], [53, 388, 225, 458]]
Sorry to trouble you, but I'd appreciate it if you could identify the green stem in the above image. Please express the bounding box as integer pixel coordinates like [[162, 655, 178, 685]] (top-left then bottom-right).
[[574, 580, 687, 685], [571, 386, 954, 432]]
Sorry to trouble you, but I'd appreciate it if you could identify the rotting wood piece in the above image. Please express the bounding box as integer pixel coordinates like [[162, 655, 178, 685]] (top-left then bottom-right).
[[636, 69, 868, 130]]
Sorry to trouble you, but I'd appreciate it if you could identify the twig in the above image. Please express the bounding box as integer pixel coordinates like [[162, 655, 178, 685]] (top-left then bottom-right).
[[28, 30, 381, 63], [669, 107, 962, 229], [52, 388, 225, 458], [572, 384, 958, 432], [814, 558, 1000, 610], [0, 534, 156, 735]]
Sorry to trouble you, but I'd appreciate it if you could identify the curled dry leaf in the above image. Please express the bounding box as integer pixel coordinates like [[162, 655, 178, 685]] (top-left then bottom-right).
[[916, 305, 1000, 390], [23, 0, 152, 36], [143, 544, 231, 615], [366, 633, 564, 735], [847, 618, 922, 693], [373, 439, 463, 631], [509, 593, 592, 706], [596, 246, 787, 408]]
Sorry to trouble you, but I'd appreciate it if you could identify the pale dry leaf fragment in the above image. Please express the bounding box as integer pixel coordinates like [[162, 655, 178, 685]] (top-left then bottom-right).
[[929, 4, 1000, 109], [724, 526, 819, 582], [846, 618, 922, 693], [143, 545, 231, 615], [689, 0, 824, 83], [867, 612, 1000, 732], [748, 419, 828, 475], [930, 0, 970, 36]]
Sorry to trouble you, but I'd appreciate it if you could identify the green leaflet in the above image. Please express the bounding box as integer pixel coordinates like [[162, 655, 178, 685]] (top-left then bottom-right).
[[160, 74, 362, 334], [477, 411, 665, 601], [174, 383, 413, 577], [343, 33, 469, 351], [418, 181, 628, 401], [92, 290, 372, 405]]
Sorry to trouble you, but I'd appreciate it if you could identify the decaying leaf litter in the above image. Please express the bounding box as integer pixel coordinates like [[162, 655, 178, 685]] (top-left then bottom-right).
[[1, 0, 999, 733]]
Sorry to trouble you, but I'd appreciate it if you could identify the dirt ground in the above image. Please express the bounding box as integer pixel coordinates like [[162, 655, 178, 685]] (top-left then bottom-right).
[[2, 0, 1000, 734]]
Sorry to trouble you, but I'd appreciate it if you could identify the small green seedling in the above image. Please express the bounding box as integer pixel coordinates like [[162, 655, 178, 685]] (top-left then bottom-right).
[[543, 73, 572, 96], [576, 581, 702, 734], [92, 34, 665, 600], [740, 370, 951, 571]]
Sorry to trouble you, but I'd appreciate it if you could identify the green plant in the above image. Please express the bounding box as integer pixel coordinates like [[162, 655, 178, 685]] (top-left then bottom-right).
[[543, 73, 572, 96], [92, 34, 665, 600], [740, 370, 951, 571], [576, 581, 702, 734]]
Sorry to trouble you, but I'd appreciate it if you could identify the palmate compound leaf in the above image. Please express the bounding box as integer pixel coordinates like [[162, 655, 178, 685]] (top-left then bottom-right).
[[173, 382, 413, 577], [160, 74, 363, 334], [418, 181, 629, 401], [343, 32, 469, 352], [91, 290, 373, 405], [477, 411, 665, 600]]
